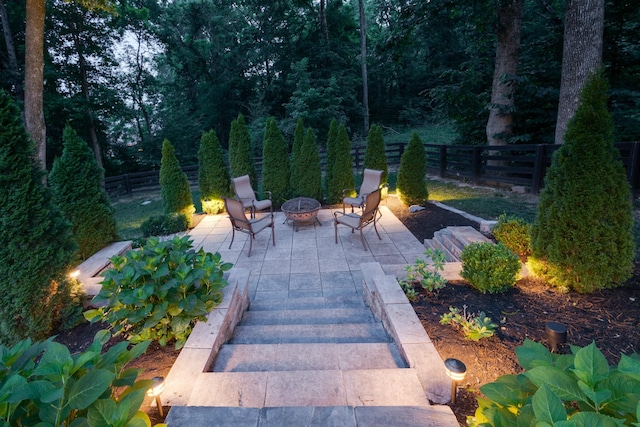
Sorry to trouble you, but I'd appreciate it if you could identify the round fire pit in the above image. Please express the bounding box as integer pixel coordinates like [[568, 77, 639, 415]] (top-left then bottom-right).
[[281, 197, 321, 231]]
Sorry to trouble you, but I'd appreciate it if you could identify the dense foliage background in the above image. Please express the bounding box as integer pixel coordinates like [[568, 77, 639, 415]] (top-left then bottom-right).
[[1, 0, 638, 175]]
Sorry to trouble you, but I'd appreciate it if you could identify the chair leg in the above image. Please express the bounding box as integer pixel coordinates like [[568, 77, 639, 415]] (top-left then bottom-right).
[[228, 228, 235, 249], [334, 220, 338, 244], [373, 220, 382, 241], [271, 224, 275, 247], [247, 233, 253, 257], [359, 229, 368, 251]]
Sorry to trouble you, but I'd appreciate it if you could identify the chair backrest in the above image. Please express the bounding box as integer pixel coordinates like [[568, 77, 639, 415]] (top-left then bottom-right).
[[360, 169, 383, 196], [232, 175, 256, 203], [224, 197, 251, 231], [361, 188, 382, 223]]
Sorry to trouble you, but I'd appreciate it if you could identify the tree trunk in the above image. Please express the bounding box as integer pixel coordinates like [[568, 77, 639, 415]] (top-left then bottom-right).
[[319, 0, 328, 46], [486, 0, 524, 148], [24, 0, 46, 169], [554, 0, 604, 144], [0, 0, 23, 99], [358, 0, 370, 136]]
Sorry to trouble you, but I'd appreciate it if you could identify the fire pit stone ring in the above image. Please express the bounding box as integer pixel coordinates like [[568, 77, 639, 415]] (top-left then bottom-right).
[[281, 197, 322, 231]]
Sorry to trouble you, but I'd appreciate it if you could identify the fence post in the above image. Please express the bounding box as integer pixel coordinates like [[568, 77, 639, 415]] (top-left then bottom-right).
[[398, 142, 405, 161], [531, 145, 546, 194], [124, 174, 132, 197], [439, 146, 446, 177], [472, 146, 481, 183], [353, 146, 361, 169]]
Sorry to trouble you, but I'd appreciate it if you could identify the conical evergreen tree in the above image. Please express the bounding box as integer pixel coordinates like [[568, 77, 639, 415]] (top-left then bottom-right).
[[262, 118, 290, 208], [324, 119, 339, 198], [160, 139, 195, 223], [0, 90, 75, 344], [327, 124, 355, 204], [49, 125, 117, 261], [229, 114, 256, 188], [228, 117, 238, 172], [363, 124, 388, 185], [529, 71, 634, 293], [297, 128, 322, 200], [397, 132, 428, 205], [290, 118, 305, 196], [198, 129, 230, 214]]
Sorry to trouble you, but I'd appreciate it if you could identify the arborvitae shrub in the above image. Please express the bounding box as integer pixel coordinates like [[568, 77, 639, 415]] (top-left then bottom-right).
[[297, 128, 322, 200], [324, 119, 339, 198], [160, 139, 195, 224], [262, 118, 290, 208], [460, 242, 521, 294], [229, 113, 256, 188], [290, 118, 305, 196], [529, 72, 634, 293], [198, 129, 230, 214], [0, 90, 76, 344], [397, 132, 428, 205], [492, 214, 531, 258], [363, 123, 388, 185], [327, 124, 355, 204], [49, 125, 117, 261]]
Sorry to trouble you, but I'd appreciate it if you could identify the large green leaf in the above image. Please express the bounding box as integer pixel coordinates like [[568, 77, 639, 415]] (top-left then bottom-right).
[[573, 342, 610, 386], [34, 342, 73, 378], [480, 375, 524, 406], [568, 411, 626, 426], [86, 399, 116, 427], [577, 380, 611, 409], [532, 384, 567, 424], [524, 366, 587, 402], [516, 339, 553, 370], [482, 406, 518, 426], [67, 369, 115, 410], [618, 354, 640, 382], [0, 374, 29, 402]]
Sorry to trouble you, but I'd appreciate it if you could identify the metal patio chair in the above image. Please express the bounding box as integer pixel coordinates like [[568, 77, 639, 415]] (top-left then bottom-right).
[[223, 197, 275, 257], [334, 187, 382, 251], [342, 168, 383, 213], [232, 175, 272, 218]]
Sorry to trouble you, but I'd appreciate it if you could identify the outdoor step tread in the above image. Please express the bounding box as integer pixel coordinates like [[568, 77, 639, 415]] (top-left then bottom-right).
[[249, 296, 367, 311], [239, 308, 375, 326], [211, 342, 407, 372], [229, 322, 391, 344]]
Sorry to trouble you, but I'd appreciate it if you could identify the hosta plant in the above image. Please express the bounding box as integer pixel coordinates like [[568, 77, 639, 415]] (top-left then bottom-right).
[[469, 339, 640, 426], [85, 235, 232, 349], [0, 329, 159, 426], [440, 306, 497, 341]]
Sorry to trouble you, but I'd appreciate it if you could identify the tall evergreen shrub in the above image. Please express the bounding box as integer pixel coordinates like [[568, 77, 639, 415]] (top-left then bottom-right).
[[290, 118, 305, 196], [397, 131, 428, 205], [49, 125, 117, 261], [262, 118, 290, 207], [229, 114, 256, 188], [324, 119, 339, 198], [363, 123, 388, 185], [160, 139, 195, 224], [0, 90, 76, 344], [198, 129, 230, 214], [529, 72, 634, 293], [327, 124, 355, 204], [297, 128, 322, 200]]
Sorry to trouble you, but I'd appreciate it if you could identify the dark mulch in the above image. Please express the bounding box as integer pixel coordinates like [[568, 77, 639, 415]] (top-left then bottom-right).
[[56, 198, 640, 425]]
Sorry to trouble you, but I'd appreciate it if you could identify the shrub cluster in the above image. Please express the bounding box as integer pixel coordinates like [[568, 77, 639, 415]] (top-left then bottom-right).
[[229, 113, 256, 188], [460, 242, 520, 294], [296, 128, 323, 200], [49, 125, 118, 261], [140, 213, 189, 237], [85, 236, 232, 349], [440, 306, 497, 341], [397, 131, 428, 205], [492, 214, 531, 258], [0, 330, 153, 426], [289, 118, 305, 196]]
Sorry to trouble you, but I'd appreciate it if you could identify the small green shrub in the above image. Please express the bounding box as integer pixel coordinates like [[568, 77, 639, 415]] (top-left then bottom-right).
[[0, 330, 154, 426], [492, 214, 532, 258], [468, 339, 640, 426], [140, 213, 189, 237], [229, 114, 257, 188], [397, 131, 428, 206], [440, 305, 497, 341], [399, 281, 419, 302], [400, 248, 447, 292], [289, 118, 305, 196], [324, 119, 339, 199], [85, 235, 232, 349], [460, 242, 521, 294]]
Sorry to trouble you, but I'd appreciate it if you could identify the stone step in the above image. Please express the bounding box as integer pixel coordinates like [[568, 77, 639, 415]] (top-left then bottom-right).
[[239, 307, 375, 326], [423, 239, 458, 262], [211, 343, 406, 372], [249, 295, 367, 311], [182, 369, 432, 408], [166, 404, 459, 427], [429, 226, 493, 261], [229, 322, 391, 344]]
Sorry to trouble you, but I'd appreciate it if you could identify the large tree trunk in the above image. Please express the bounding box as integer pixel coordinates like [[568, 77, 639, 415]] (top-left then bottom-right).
[[554, 0, 604, 144], [24, 0, 46, 169], [0, 0, 23, 99], [486, 0, 524, 148], [358, 0, 370, 135]]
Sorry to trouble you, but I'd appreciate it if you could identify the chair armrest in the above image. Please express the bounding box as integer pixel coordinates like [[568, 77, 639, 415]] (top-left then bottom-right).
[[258, 190, 272, 200], [342, 188, 357, 197]]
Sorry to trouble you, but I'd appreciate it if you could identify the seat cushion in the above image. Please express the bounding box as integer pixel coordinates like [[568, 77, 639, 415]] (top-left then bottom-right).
[[335, 213, 362, 229], [253, 199, 272, 211], [250, 216, 273, 233], [343, 196, 364, 207]]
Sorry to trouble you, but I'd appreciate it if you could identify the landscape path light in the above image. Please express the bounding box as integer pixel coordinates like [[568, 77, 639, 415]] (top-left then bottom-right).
[[444, 357, 467, 405], [146, 376, 165, 417], [545, 321, 567, 353]]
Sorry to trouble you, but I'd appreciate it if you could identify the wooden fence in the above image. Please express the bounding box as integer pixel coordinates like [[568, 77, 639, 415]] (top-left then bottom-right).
[[105, 141, 640, 198]]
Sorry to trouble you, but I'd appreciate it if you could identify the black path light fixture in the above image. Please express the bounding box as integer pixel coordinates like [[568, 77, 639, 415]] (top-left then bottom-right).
[[147, 376, 166, 417], [545, 321, 568, 353], [444, 358, 467, 404]]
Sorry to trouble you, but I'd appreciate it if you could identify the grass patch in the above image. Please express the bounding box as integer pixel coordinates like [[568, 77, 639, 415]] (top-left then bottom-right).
[[383, 122, 459, 146]]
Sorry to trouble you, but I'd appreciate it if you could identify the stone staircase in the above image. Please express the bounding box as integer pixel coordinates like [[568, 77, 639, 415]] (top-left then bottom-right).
[[424, 225, 493, 262]]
